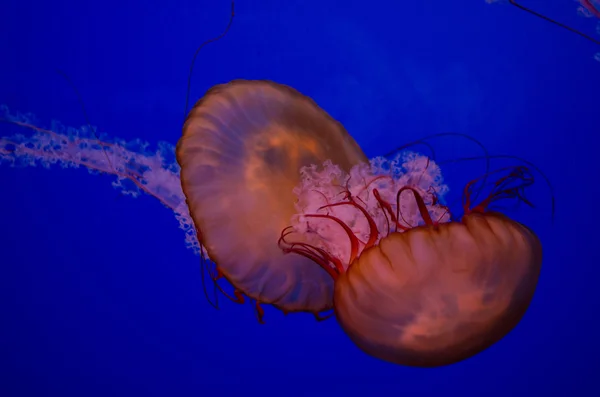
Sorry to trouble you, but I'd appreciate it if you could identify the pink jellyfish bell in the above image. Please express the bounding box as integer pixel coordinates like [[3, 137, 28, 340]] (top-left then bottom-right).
[[176, 80, 367, 316]]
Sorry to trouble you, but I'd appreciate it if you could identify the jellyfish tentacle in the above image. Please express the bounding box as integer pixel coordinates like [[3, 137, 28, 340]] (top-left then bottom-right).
[[183, 0, 235, 121], [254, 301, 265, 324], [306, 212, 361, 266], [373, 188, 410, 232], [463, 166, 536, 215], [507, 0, 600, 46], [396, 187, 435, 226], [313, 311, 335, 322], [440, 154, 555, 222], [383, 132, 491, 204], [317, 200, 379, 253], [278, 227, 341, 279], [199, 254, 220, 310]]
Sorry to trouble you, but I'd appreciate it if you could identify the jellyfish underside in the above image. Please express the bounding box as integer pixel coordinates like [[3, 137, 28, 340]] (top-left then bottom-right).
[[177, 80, 543, 366]]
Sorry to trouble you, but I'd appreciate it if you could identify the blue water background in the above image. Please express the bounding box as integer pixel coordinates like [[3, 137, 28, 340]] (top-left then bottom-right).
[[1, 0, 599, 395]]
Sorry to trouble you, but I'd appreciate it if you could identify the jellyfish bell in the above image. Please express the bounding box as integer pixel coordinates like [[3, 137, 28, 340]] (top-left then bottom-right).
[[281, 159, 543, 367], [176, 80, 367, 315], [335, 211, 541, 367]]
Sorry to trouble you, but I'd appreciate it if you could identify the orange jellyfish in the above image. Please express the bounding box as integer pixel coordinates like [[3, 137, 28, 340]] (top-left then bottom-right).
[[2, 74, 547, 366], [176, 80, 368, 318], [177, 79, 547, 366], [279, 154, 546, 367]]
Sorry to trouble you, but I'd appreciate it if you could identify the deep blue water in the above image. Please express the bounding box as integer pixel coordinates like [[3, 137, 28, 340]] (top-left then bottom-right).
[[1, 0, 599, 395]]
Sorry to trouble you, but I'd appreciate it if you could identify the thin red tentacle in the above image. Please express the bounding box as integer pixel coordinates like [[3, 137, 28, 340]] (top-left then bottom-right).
[[396, 187, 435, 226], [306, 212, 361, 264], [318, 201, 379, 252], [373, 188, 410, 232]]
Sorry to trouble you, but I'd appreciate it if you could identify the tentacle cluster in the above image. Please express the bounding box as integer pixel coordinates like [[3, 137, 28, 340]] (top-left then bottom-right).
[[278, 153, 452, 279], [279, 157, 542, 285], [463, 166, 536, 215]]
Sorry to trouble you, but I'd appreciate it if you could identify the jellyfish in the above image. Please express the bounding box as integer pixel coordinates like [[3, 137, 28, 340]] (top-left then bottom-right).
[[2, 78, 547, 367], [176, 80, 369, 317], [175, 80, 547, 366], [280, 159, 544, 367]]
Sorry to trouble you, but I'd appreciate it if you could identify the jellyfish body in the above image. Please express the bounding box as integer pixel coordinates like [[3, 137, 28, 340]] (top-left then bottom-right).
[[282, 160, 543, 366], [176, 80, 367, 314], [1, 79, 543, 365], [335, 212, 541, 367]]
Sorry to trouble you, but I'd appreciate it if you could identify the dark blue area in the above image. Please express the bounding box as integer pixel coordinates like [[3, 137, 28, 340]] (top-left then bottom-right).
[[1, 0, 599, 396]]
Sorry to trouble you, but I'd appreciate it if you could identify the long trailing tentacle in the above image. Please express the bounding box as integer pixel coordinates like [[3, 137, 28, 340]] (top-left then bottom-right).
[[183, 0, 235, 122], [199, 245, 220, 310], [508, 0, 600, 46], [184, 1, 240, 312]]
